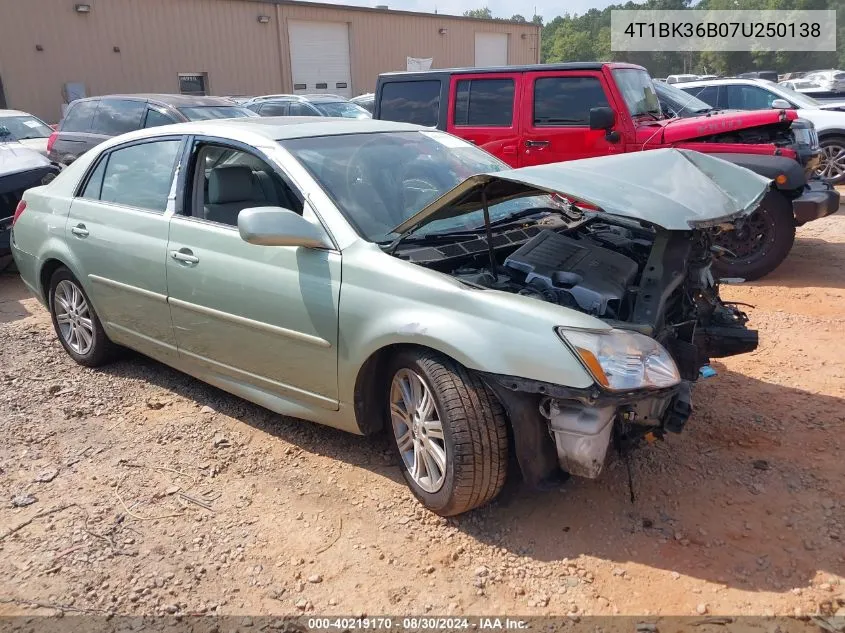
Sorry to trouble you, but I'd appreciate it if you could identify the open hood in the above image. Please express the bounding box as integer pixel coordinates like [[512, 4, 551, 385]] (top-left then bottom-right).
[[391, 148, 772, 236]]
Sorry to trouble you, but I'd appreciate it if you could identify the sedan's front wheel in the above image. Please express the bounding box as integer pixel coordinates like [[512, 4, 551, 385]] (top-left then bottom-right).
[[386, 350, 508, 516], [48, 267, 116, 367]]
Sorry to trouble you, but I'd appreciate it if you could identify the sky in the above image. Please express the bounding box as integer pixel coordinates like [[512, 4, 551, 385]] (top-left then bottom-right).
[[304, 0, 617, 21]]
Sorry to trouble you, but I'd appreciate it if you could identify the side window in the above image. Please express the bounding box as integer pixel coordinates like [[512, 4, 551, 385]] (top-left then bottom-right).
[[379, 80, 441, 127], [61, 100, 99, 132], [193, 145, 304, 227], [454, 78, 515, 127], [726, 85, 776, 110], [533, 77, 609, 127], [289, 102, 318, 116], [91, 99, 146, 135], [260, 102, 290, 116], [99, 140, 182, 212], [144, 108, 178, 128], [79, 156, 108, 200], [688, 85, 720, 108]]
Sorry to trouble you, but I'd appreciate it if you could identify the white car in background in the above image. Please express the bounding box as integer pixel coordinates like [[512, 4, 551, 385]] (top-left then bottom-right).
[[0, 109, 54, 157], [677, 77, 845, 183], [801, 70, 845, 94]]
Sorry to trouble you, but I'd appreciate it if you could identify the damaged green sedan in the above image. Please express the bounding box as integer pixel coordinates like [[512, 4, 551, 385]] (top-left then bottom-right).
[[10, 119, 769, 515]]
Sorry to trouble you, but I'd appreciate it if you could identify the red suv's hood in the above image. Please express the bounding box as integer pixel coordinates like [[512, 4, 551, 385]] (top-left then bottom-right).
[[635, 109, 797, 145]]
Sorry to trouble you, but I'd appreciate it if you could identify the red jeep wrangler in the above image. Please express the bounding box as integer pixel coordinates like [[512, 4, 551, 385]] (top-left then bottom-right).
[[373, 62, 839, 279]]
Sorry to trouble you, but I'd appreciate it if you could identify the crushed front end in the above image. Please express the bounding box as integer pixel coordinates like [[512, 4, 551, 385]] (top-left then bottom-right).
[[472, 218, 758, 485]]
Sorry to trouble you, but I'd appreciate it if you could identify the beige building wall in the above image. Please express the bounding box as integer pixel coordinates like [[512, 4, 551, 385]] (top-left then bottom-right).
[[0, 0, 540, 122]]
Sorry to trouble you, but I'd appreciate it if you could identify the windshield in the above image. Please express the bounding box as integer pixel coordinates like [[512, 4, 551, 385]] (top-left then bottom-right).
[[0, 115, 52, 140], [282, 131, 560, 242], [612, 69, 661, 117], [653, 81, 713, 116], [177, 106, 257, 121], [312, 101, 371, 118]]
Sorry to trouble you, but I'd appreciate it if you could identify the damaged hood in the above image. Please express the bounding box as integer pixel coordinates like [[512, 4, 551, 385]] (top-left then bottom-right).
[[391, 148, 772, 235]]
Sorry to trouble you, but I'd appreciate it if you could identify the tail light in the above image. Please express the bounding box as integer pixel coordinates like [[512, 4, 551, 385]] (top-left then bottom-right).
[[46, 131, 58, 154], [12, 200, 27, 226]]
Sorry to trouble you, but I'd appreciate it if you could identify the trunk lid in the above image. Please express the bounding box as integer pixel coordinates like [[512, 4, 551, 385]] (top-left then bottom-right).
[[391, 148, 771, 235]]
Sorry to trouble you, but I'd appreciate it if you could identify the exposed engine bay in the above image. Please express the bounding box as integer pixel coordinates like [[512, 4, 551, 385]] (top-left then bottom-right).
[[401, 212, 760, 484], [406, 214, 758, 381], [696, 121, 795, 148]]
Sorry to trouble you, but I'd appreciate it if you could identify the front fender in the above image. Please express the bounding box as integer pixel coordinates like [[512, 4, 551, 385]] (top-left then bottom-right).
[[336, 244, 602, 408], [710, 152, 805, 190]]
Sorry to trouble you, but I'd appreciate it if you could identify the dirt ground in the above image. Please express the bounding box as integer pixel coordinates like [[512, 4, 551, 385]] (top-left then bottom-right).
[[0, 212, 843, 619]]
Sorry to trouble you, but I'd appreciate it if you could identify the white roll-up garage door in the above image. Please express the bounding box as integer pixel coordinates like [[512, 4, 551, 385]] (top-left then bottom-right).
[[288, 20, 352, 98], [474, 32, 508, 67]]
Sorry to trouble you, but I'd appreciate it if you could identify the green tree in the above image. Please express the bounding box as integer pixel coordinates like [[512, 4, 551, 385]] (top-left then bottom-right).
[[463, 7, 493, 18], [510, 13, 527, 22]]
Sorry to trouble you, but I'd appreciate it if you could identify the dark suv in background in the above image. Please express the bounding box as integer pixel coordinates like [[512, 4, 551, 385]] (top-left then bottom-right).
[[47, 94, 256, 165]]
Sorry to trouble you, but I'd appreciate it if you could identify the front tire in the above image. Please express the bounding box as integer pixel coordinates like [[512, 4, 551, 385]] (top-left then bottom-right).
[[818, 135, 845, 185], [711, 191, 795, 281], [386, 350, 508, 516], [48, 267, 116, 367]]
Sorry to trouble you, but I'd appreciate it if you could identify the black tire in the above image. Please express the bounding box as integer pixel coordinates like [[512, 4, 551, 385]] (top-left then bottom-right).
[[711, 191, 795, 281], [48, 267, 117, 367], [385, 349, 508, 516], [818, 134, 845, 185]]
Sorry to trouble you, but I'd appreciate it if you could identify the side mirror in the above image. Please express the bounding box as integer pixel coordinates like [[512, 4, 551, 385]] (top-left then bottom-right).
[[771, 98, 792, 110], [589, 107, 615, 130], [238, 206, 331, 249]]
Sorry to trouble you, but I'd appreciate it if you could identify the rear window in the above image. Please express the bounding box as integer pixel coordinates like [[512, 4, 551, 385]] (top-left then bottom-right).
[[454, 78, 515, 127], [91, 99, 146, 135], [61, 100, 99, 132], [379, 80, 441, 127]]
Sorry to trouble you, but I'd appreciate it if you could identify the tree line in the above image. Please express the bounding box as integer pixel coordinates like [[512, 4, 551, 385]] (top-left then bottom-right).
[[464, 0, 842, 76]]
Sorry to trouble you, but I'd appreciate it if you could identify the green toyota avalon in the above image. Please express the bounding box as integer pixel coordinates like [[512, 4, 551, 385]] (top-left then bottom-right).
[[10, 117, 767, 515]]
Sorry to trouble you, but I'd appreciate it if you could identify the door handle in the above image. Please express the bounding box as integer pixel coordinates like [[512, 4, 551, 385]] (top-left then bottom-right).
[[170, 249, 199, 265], [70, 224, 89, 238], [525, 140, 550, 148]]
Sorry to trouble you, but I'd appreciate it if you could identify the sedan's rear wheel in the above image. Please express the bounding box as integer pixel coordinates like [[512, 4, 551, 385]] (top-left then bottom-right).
[[818, 135, 845, 185], [48, 267, 116, 367], [386, 350, 508, 516]]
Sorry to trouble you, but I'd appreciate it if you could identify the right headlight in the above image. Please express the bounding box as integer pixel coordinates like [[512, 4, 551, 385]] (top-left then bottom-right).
[[555, 327, 681, 391]]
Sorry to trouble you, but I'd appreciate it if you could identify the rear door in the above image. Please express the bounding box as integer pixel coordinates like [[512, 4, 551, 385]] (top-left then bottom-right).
[[446, 73, 520, 167], [64, 136, 184, 363], [518, 71, 620, 167]]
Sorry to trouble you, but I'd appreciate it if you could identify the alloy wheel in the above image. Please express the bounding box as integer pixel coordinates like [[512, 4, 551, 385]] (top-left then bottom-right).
[[53, 280, 94, 355], [819, 142, 845, 181], [390, 368, 447, 493]]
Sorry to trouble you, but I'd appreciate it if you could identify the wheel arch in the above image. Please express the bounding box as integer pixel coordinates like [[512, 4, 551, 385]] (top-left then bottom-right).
[[353, 342, 477, 436]]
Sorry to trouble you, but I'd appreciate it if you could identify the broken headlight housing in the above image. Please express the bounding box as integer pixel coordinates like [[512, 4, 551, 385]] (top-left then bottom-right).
[[555, 327, 681, 391]]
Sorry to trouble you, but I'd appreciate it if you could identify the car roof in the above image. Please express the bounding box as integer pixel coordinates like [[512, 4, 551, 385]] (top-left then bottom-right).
[[674, 77, 768, 87], [93, 117, 426, 148], [70, 94, 240, 108], [379, 62, 643, 78]]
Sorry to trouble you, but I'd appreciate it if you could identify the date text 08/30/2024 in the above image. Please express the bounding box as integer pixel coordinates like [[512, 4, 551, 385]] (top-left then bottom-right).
[[307, 618, 529, 630]]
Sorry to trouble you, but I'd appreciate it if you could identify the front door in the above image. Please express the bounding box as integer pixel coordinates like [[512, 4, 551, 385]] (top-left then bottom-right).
[[165, 139, 341, 409], [519, 71, 620, 167], [64, 136, 184, 363], [446, 73, 521, 167]]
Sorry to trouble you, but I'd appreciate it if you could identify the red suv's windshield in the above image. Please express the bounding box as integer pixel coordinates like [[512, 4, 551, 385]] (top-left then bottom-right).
[[612, 68, 661, 118]]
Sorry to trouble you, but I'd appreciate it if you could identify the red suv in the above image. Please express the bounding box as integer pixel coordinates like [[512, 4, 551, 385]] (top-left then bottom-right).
[[374, 62, 839, 280]]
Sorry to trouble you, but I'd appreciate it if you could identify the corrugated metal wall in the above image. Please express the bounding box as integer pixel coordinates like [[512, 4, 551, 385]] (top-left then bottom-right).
[[0, 0, 540, 122]]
